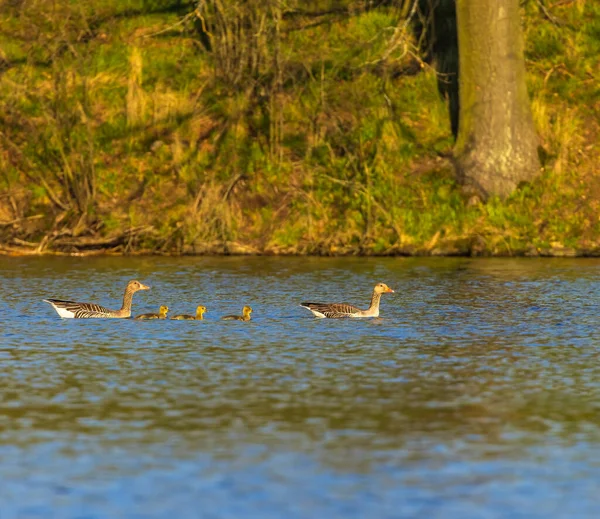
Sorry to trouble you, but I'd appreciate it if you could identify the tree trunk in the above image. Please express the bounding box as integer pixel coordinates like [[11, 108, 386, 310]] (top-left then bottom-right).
[[414, 0, 460, 139], [454, 0, 540, 199]]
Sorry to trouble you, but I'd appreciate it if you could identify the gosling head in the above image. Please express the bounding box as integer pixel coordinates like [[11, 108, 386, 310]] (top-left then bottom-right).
[[159, 305, 169, 317], [243, 305, 252, 317], [196, 305, 207, 319], [374, 282, 394, 294], [128, 280, 150, 292]]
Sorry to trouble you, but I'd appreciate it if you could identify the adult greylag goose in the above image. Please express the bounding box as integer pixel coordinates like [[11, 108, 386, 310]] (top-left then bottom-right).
[[221, 305, 252, 321], [172, 305, 207, 320], [300, 282, 394, 318], [135, 305, 169, 320], [44, 279, 150, 319]]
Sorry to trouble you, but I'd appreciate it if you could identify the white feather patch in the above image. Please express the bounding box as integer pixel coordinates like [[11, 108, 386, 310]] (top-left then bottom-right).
[[54, 306, 75, 319], [44, 300, 76, 319], [300, 305, 326, 318]]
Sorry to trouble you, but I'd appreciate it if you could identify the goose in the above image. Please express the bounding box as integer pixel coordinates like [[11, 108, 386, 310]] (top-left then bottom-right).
[[221, 305, 252, 321], [171, 305, 207, 320], [135, 305, 169, 320], [44, 279, 150, 319], [300, 282, 394, 318]]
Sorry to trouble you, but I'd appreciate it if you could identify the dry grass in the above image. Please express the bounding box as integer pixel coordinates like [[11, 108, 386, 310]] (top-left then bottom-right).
[[0, 0, 597, 255]]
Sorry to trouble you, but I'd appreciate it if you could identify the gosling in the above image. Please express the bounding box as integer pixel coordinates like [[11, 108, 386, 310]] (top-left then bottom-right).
[[221, 305, 252, 322], [135, 305, 169, 320], [172, 305, 207, 321]]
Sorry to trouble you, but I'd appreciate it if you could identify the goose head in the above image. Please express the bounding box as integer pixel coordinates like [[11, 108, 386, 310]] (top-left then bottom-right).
[[374, 282, 394, 294], [128, 280, 150, 292]]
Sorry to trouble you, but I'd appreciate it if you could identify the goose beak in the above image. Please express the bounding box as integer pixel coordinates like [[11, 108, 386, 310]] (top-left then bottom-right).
[[387, 287, 395, 293], [140, 283, 150, 290]]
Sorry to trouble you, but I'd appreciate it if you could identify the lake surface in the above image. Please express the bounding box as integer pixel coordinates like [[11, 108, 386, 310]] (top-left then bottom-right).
[[1, 256, 600, 518]]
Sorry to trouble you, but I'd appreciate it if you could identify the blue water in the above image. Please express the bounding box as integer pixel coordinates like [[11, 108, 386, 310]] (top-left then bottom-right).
[[1, 256, 600, 517]]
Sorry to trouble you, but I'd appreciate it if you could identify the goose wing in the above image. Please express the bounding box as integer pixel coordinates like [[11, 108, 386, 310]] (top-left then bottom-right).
[[44, 298, 114, 319], [135, 313, 162, 320], [300, 302, 361, 319], [221, 315, 242, 321]]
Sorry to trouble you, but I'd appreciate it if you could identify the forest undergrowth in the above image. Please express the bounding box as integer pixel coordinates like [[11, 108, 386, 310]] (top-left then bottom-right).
[[0, 0, 598, 256]]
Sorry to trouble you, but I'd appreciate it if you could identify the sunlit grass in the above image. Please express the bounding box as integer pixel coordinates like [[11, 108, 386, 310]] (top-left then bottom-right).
[[0, 0, 597, 254]]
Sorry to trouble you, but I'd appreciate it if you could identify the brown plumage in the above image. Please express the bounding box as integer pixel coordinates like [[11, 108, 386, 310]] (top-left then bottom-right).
[[300, 282, 394, 318], [44, 280, 150, 319]]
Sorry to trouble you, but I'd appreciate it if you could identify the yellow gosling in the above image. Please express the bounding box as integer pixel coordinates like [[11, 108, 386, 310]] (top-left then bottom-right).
[[172, 305, 207, 321], [135, 305, 169, 320], [221, 305, 252, 322]]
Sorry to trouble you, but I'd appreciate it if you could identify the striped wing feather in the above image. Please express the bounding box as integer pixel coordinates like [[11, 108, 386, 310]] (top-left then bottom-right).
[[44, 298, 115, 318], [301, 302, 361, 318]]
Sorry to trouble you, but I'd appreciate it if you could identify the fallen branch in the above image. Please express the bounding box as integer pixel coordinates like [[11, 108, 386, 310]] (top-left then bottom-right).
[[0, 214, 44, 226], [536, 0, 563, 25], [52, 225, 155, 250]]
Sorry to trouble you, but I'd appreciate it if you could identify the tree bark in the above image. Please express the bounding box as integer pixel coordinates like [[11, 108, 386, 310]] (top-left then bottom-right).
[[414, 0, 460, 139], [454, 0, 540, 199]]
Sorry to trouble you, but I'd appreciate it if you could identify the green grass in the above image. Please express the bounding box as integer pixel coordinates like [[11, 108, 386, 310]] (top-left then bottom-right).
[[0, 0, 598, 255]]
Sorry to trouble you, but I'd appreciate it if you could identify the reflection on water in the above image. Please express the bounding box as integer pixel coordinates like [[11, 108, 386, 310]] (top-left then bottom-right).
[[1, 257, 600, 517]]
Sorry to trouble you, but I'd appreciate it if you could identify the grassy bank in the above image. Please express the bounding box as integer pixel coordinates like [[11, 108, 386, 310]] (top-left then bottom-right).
[[0, 0, 598, 256]]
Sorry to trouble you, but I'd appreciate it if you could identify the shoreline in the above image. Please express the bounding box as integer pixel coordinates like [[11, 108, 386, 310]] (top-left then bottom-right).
[[1, 241, 598, 258]]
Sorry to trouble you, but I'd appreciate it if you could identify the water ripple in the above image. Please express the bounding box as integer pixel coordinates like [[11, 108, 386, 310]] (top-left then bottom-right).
[[1, 257, 600, 517]]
